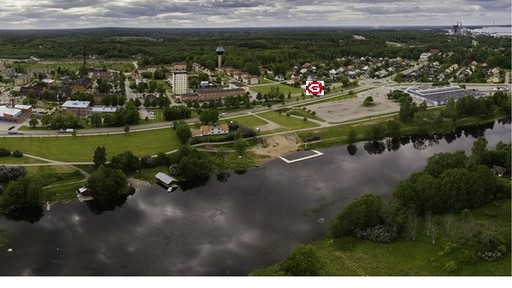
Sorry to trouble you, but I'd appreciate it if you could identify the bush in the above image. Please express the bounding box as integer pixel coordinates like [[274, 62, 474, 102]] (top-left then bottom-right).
[[444, 261, 457, 273], [0, 166, 25, 182], [238, 125, 257, 138], [12, 150, 23, 158], [282, 244, 322, 276], [478, 250, 505, 262], [156, 152, 171, 166], [461, 250, 477, 264], [0, 148, 11, 157], [355, 225, 397, 243], [140, 156, 158, 168], [328, 193, 384, 238]]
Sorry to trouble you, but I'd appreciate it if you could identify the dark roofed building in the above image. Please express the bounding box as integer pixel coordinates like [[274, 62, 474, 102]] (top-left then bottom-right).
[[179, 88, 246, 102], [90, 70, 118, 81]]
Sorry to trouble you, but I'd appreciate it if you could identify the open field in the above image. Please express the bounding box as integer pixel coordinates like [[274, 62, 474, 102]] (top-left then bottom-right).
[[221, 115, 268, 127], [1, 129, 180, 162], [286, 108, 325, 122], [250, 84, 303, 95], [258, 111, 319, 133], [0, 156, 45, 164]]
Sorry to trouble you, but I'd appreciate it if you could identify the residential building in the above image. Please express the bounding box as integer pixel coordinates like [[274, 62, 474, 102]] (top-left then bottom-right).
[[170, 62, 187, 71], [89, 70, 118, 81], [172, 70, 188, 95], [192, 124, 230, 137], [14, 74, 31, 86]]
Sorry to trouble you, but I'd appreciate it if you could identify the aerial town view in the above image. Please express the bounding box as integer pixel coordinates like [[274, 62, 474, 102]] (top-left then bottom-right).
[[0, 0, 510, 286]]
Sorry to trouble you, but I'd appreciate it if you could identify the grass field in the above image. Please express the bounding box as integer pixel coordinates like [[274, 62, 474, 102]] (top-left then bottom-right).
[[258, 111, 320, 133], [250, 84, 303, 95], [1, 128, 180, 162], [252, 199, 511, 276], [0, 156, 45, 164], [313, 93, 357, 104], [221, 115, 268, 127], [23, 166, 86, 202], [258, 78, 276, 84], [287, 108, 325, 122]]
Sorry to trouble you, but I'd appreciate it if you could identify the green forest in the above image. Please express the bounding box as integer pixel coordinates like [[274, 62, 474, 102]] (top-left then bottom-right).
[[0, 28, 510, 73]]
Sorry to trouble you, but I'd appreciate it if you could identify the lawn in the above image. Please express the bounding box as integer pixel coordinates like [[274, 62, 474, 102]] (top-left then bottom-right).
[[258, 77, 276, 84], [287, 108, 325, 122], [221, 115, 268, 127], [0, 156, 45, 164], [258, 111, 320, 133], [250, 84, 303, 95], [21, 165, 87, 202], [312, 93, 357, 104], [0, 128, 181, 162]]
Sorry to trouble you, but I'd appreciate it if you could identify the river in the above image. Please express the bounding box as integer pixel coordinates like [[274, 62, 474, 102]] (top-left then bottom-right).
[[0, 120, 510, 275]]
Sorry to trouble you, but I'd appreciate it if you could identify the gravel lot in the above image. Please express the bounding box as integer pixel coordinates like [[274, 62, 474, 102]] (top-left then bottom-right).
[[308, 87, 422, 123]]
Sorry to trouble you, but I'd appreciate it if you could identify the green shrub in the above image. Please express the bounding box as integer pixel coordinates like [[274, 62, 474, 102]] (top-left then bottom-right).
[[444, 261, 457, 273], [282, 244, 322, 276], [328, 193, 384, 238], [461, 250, 477, 264], [0, 148, 11, 157], [12, 150, 23, 158]]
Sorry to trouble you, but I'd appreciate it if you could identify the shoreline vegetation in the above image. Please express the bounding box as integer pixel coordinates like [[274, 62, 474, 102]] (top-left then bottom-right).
[[251, 138, 511, 276]]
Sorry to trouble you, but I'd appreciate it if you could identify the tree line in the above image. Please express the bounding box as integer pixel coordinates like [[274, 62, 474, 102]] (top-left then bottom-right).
[[1, 28, 509, 76]]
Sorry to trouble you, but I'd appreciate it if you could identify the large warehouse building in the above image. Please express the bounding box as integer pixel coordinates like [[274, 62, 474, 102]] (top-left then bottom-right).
[[405, 86, 483, 106]]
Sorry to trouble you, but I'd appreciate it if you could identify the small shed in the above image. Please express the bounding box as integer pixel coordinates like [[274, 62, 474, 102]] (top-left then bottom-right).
[[155, 172, 178, 187], [76, 187, 93, 202]]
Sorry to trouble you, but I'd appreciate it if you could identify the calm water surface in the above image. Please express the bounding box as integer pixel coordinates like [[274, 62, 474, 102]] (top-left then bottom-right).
[[0, 121, 510, 275]]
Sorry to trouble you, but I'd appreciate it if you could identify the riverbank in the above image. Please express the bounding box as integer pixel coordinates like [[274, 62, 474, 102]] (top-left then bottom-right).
[[295, 114, 510, 150], [0, 121, 509, 276], [251, 198, 511, 276]]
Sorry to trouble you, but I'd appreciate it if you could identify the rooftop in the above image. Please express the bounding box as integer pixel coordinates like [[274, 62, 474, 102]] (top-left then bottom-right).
[[155, 172, 178, 186], [0, 105, 21, 117], [62, 100, 91, 108]]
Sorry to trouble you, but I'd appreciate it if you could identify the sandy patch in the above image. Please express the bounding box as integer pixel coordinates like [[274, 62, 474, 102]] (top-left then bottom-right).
[[253, 134, 300, 158], [128, 177, 152, 192]]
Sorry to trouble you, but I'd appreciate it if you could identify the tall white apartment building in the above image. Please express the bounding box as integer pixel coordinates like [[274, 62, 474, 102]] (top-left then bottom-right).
[[172, 70, 188, 95]]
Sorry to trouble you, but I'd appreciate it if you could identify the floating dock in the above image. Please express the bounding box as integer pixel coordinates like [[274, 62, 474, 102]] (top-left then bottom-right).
[[279, 150, 324, 164]]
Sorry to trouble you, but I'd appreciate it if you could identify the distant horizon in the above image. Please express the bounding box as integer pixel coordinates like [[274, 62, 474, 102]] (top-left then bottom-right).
[[0, 0, 509, 30], [0, 23, 510, 31]]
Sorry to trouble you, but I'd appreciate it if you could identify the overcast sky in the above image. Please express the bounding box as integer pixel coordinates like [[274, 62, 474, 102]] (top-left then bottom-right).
[[0, 0, 510, 29]]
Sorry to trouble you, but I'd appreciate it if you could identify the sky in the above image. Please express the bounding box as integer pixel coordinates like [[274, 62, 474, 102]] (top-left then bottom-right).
[[0, 0, 510, 29]]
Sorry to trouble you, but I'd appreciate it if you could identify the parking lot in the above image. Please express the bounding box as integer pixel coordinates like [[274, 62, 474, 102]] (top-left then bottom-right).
[[307, 87, 408, 123]]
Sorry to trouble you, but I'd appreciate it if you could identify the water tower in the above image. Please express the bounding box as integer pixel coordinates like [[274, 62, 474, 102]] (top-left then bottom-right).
[[216, 45, 224, 69]]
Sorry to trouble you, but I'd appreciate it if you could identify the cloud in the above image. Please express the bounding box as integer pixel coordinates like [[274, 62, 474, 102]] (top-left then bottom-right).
[[0, 0, 509, 29]]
